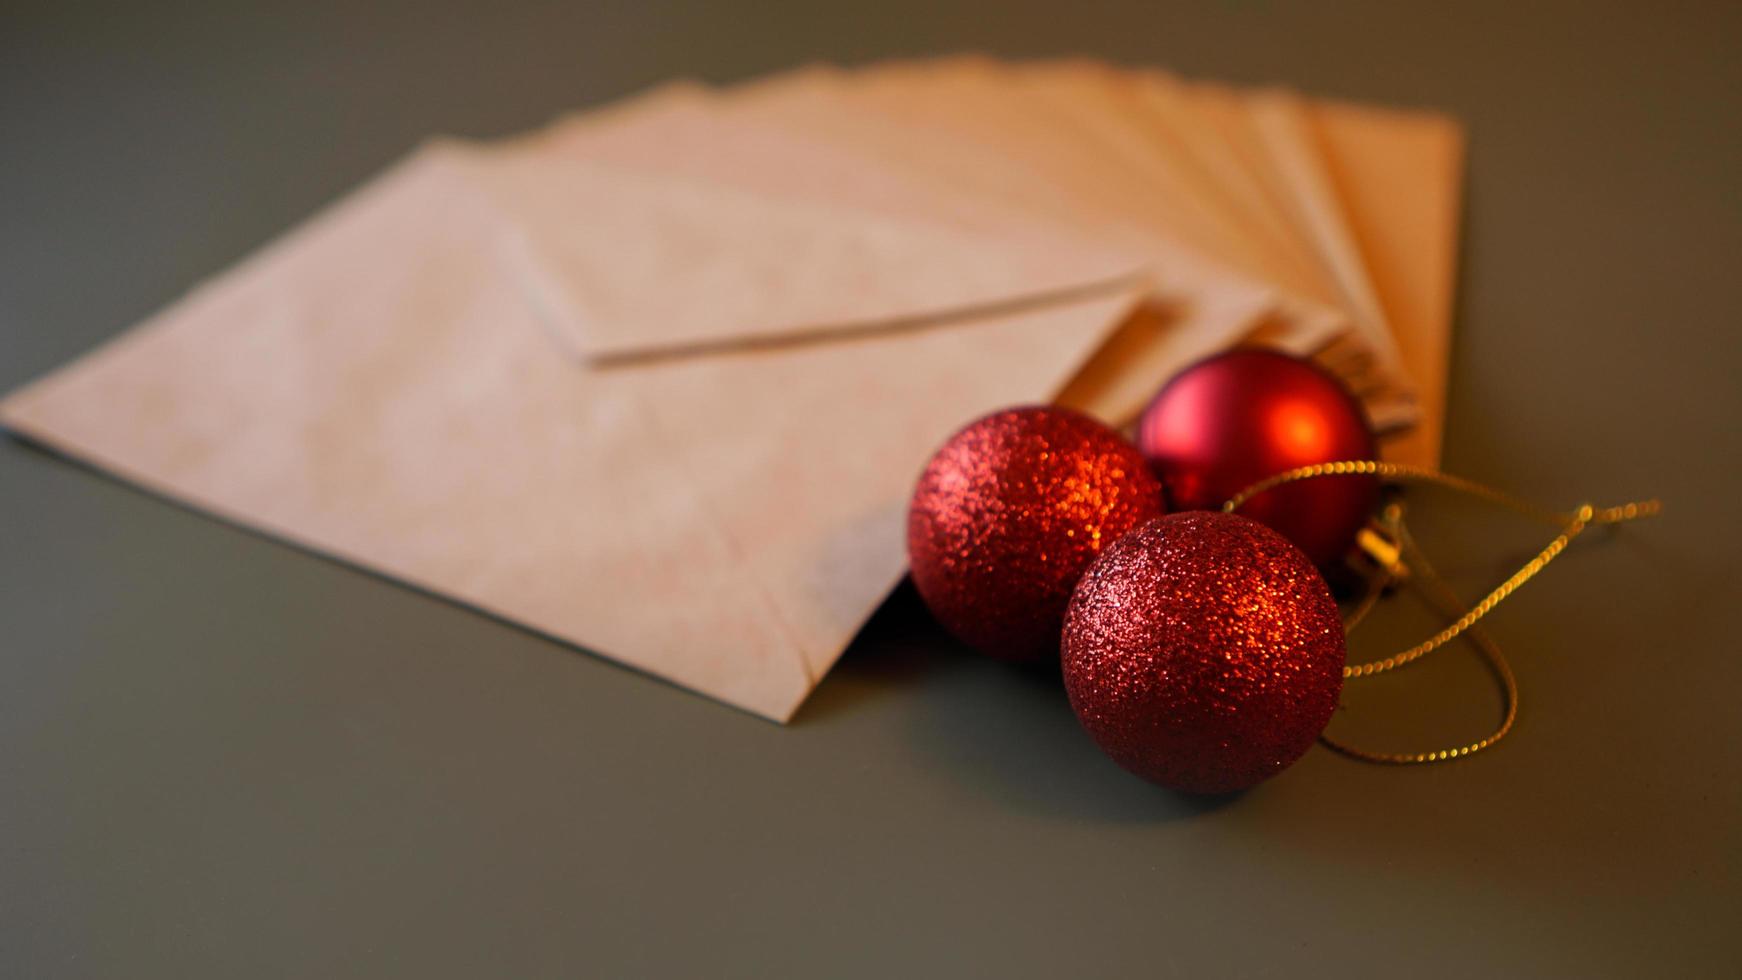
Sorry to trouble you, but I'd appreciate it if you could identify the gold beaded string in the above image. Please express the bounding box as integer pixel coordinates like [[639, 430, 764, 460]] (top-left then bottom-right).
[[1222, 461, 1661, 764], [1320, 502, 1518, 763], [1223, 461, 1660, 676]]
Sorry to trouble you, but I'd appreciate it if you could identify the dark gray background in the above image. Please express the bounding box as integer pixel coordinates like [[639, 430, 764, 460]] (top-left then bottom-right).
[[4, 2, 1739, 976]]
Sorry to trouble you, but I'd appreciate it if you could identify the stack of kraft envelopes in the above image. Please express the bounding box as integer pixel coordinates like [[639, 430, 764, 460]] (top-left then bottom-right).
[[0, 57, 1464, 721]]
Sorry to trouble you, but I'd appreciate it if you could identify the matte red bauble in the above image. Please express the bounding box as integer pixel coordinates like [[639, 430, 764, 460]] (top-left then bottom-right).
[[1062, 512, 1346, 793], [907, 406, 1166, 662], [1137, 348, 1377, 568]]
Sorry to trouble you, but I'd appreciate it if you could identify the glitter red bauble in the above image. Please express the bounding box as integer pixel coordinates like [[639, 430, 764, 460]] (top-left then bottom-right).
[[1136, 348, 1378, 569], [907, 406, 1166, 662], [1062, 512, 1346, 793]]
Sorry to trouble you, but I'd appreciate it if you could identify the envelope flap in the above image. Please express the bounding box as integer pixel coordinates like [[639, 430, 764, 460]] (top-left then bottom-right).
[[463, 149, 1145, 361]]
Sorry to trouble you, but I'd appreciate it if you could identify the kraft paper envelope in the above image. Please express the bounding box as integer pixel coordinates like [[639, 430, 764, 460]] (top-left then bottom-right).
[[1122, 70, 1335, 297], [0, 144, 1169, 722], [472, 71, 1299, 440], [730, 62, 1342, 346], [991, 62, 1417, 430], [925, 62, 1453, 449], [1002, 65, 1416, 424], [481, 71, 1287, 380], [0, 61, 1463, 721], [697, 67, 1350, 417], [1307, 100, 1465, 467], [1106, 74, 1460, 460], [472, 108, 1150, 362], [1133, 76, 1460, 461], [999, 60, 1345, 311]]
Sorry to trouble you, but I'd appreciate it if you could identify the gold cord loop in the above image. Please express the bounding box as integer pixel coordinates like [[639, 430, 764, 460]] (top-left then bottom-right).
[[1222, 461, 1660, 765]]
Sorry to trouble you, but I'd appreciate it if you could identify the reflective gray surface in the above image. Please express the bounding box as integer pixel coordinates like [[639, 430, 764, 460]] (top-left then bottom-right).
[[3, 2, 1739, 976]]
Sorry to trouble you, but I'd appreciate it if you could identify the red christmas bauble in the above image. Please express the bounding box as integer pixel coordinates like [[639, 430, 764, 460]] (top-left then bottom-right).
[[907, 406, 1166, 662], [1062, 512, 1346, 793], [1136, 348, 1377, 568]]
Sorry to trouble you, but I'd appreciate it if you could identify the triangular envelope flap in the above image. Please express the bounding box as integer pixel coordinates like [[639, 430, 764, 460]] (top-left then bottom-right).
[[465, 146, 1145, 362]]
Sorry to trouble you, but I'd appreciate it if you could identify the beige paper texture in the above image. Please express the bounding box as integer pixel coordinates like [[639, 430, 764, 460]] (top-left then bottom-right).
[[0, 60, 1465, 722], [1009, 60, 1344, 311], [473, 133, 1145, 362], [0, 144, 1147, 721], [1308, 100, 1465, 467], [1125, 71, 1335, 296], [703, 65, 1341, 423]]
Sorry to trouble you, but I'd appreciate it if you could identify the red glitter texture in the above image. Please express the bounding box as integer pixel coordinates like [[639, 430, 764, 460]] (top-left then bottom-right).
[[907, 406, 1166, 662], [1136, 348, 1377, 569], [1062, 512, 1346, 793]]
